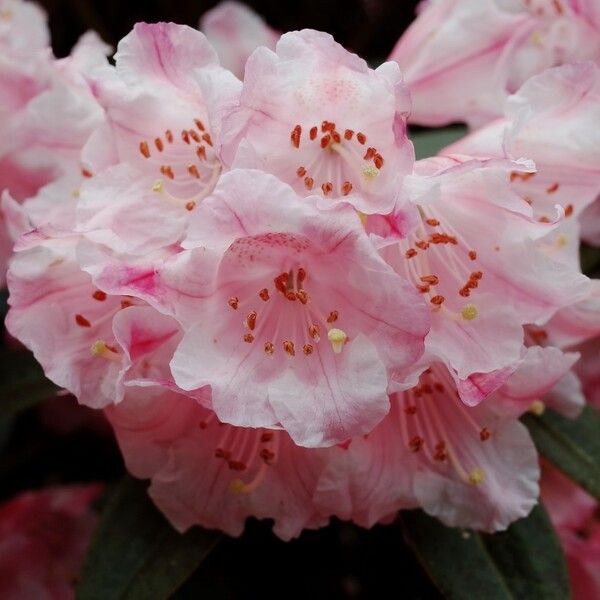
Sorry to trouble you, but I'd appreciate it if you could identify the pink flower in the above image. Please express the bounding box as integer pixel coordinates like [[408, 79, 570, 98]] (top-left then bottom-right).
[[158, 169, 429, 447], [75, 22, 240, 258], [445, 62, 600, 247], [541, 463, 600, 600], [378, 155, 589, 390], [200, 1, 279, 79], [390, 0, 600, 127], [220, 29, 414, 215], [316, 362, 540, 532], [0, 484, 102, 600]]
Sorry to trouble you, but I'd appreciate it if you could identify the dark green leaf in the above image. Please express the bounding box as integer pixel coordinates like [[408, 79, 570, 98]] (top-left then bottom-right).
[[77, 476, 222, 600], [400, 504, 569, 600], [0, 349, 59, 416], [411, 126, 468, 160], [523, 405, 600, 501]]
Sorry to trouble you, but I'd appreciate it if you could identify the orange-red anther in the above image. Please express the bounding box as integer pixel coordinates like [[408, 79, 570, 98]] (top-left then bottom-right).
[[405, 248, 417, 258], [92, 290, 107, 301], [297, 166, 307, 177], [228, 296, 239, 310], [75, 314, 91, 327], [259, 288, 270, 301], [430, 295, 445, 306], [356, 132, 366, 145], [327, 310, 339, 323], [139, 141, 150, 158], [291, 125, 302, 148]]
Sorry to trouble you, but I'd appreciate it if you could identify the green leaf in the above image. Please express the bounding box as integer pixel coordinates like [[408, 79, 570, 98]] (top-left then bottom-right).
[[400, 504, 569, 600], [77, 477, 222, 600], [523, 405, 600, 501], [411, 126, 468, 160], [0, 349, 59, 416]]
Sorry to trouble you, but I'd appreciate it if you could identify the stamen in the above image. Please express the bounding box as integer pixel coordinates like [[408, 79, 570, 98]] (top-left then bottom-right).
[[309, 324, 320, 341], [310, 126, 318, 140], [468, 250, 477, 260], [430, 295, 445, 306], [259, 288, 270, 301], [321, 182, 333, 195], [160, 165, 175, 180], [245, 311, 257, 331], [320, 135, 331, 149], [425, 218, 440, 226], [297, 166, 306, 177], [344, 129, 354, 140], [409, 436, 424, 452], [181, 130, 190, 144], [228, 296, 239, 310], [291, 125, 301, 149], [264, 342, 274, 355], [303, 344, 314, 356], [139, 141, 150, 158], [92, 290, 107, 301], [304, 177, 314, 190], [564, 204, 573, 217], [75, 314, 91, 328], [479, 428, 491, 441], [546, 182, 559, 193], [326, 310, 339, 323], [202, 133, 213, 146], [243, 333, 254, 343], [185, 201, 196, 211], [342, 181, 353, 196], [155, 138, 164, 152], [405, 249, 417, 259], [283, 340, 296, 356], [187, 165, 200, 179], [420, 275, 439, 285], [90, 340, 120, 360], [165, 129, 174, 143], [327, 328, 347, 353], [189, 130, 201, 143], [374, 154, 384, 169], [296, 290, 309, 304], [356, 132, 366, 145], [195, 119, 205, 131]]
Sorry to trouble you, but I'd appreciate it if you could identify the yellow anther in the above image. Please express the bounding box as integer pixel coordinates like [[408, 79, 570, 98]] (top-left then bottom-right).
[[530, 31, 544, 46], [90, 340, 120, 361], [358, 211, 368, 226], [327, 328, 348, 354], [362, 165, 379, 180], [152, 180, 164, 193], [461, 304, 478, 320], [468, 468, 486, 486], [529, 400, 546, 416]]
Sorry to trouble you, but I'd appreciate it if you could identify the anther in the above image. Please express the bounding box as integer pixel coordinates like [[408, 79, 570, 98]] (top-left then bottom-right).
[[75, 314, 91, 328], [480, 428, 491, 441], [332, 131, 341, 144], [139, 141, 150, 158], [327, 328, 347, 353], [430, 295, 445, 306], [342, 181, 353, 196], [160, 165, 174, 179], [260, 448, 275, 464], [415, 240, 429, 250], [196, 146, 206, 160], [181, 130, 190, 144], [297, 268, 306, 283], [243, 333, 254, 343], [296, 290, 309, 304], [320, 135, 331, 149], [409, 436, 424, 452], [309, 324, 320, 341], [468, 250, 477, 260], [420, 275, 439, 285], [286, 290, 297, 301], [185, 201, 196, 211], [425, 218, 439, 226], [195, 119, 205, 131], [297, 166, 306, 177], [326, 310, 339, 323], [165, 129, 174, 143], [228, 296, 239, 310], [92, 290, 107, 301], [356, 132, 366, 145], [310, 126, 318, 140], [189, 130, 201, 143], [364, 147, 375, 160], [304, 177, 314, 190], [303, 344, 314, 356], [259, 288, 270, 301], [187, 165, 200, 179], [283, 340, 296, 356], [322, 182, 333, 195], [291, 125, 301, 148], [344, 129, 354, 140], [202, 133, 213, 146], [374, 154, 384, 169], [245, 311, 257, 330], [155, 138, 164, 152], [405, 249, 417, 259], [264, 342, 274, 355], [261, 432, 274, 443], [546, 182, 559, 194], [564, 204, 573, 217]]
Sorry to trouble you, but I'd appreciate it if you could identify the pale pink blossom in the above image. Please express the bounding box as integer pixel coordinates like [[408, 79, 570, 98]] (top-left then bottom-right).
[[445, 62, 600, 247], [0, 484, 102, 600], [316, 362, 540, 532], [390, 0, 600, 127], [75, 22, 240, 258], [541, 463, 600, 600], [220, 29, 414, 215], [156, 169, 429, 448], [200, 1, 279, 79], [378, 155, 589, 389]]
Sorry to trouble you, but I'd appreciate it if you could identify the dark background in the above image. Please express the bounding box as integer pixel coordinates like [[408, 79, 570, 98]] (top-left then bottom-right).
[[37, 0, 421, 60]]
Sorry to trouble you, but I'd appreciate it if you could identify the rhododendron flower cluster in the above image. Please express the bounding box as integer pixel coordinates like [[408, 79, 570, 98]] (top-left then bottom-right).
[[2, 0, 600, 551]]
